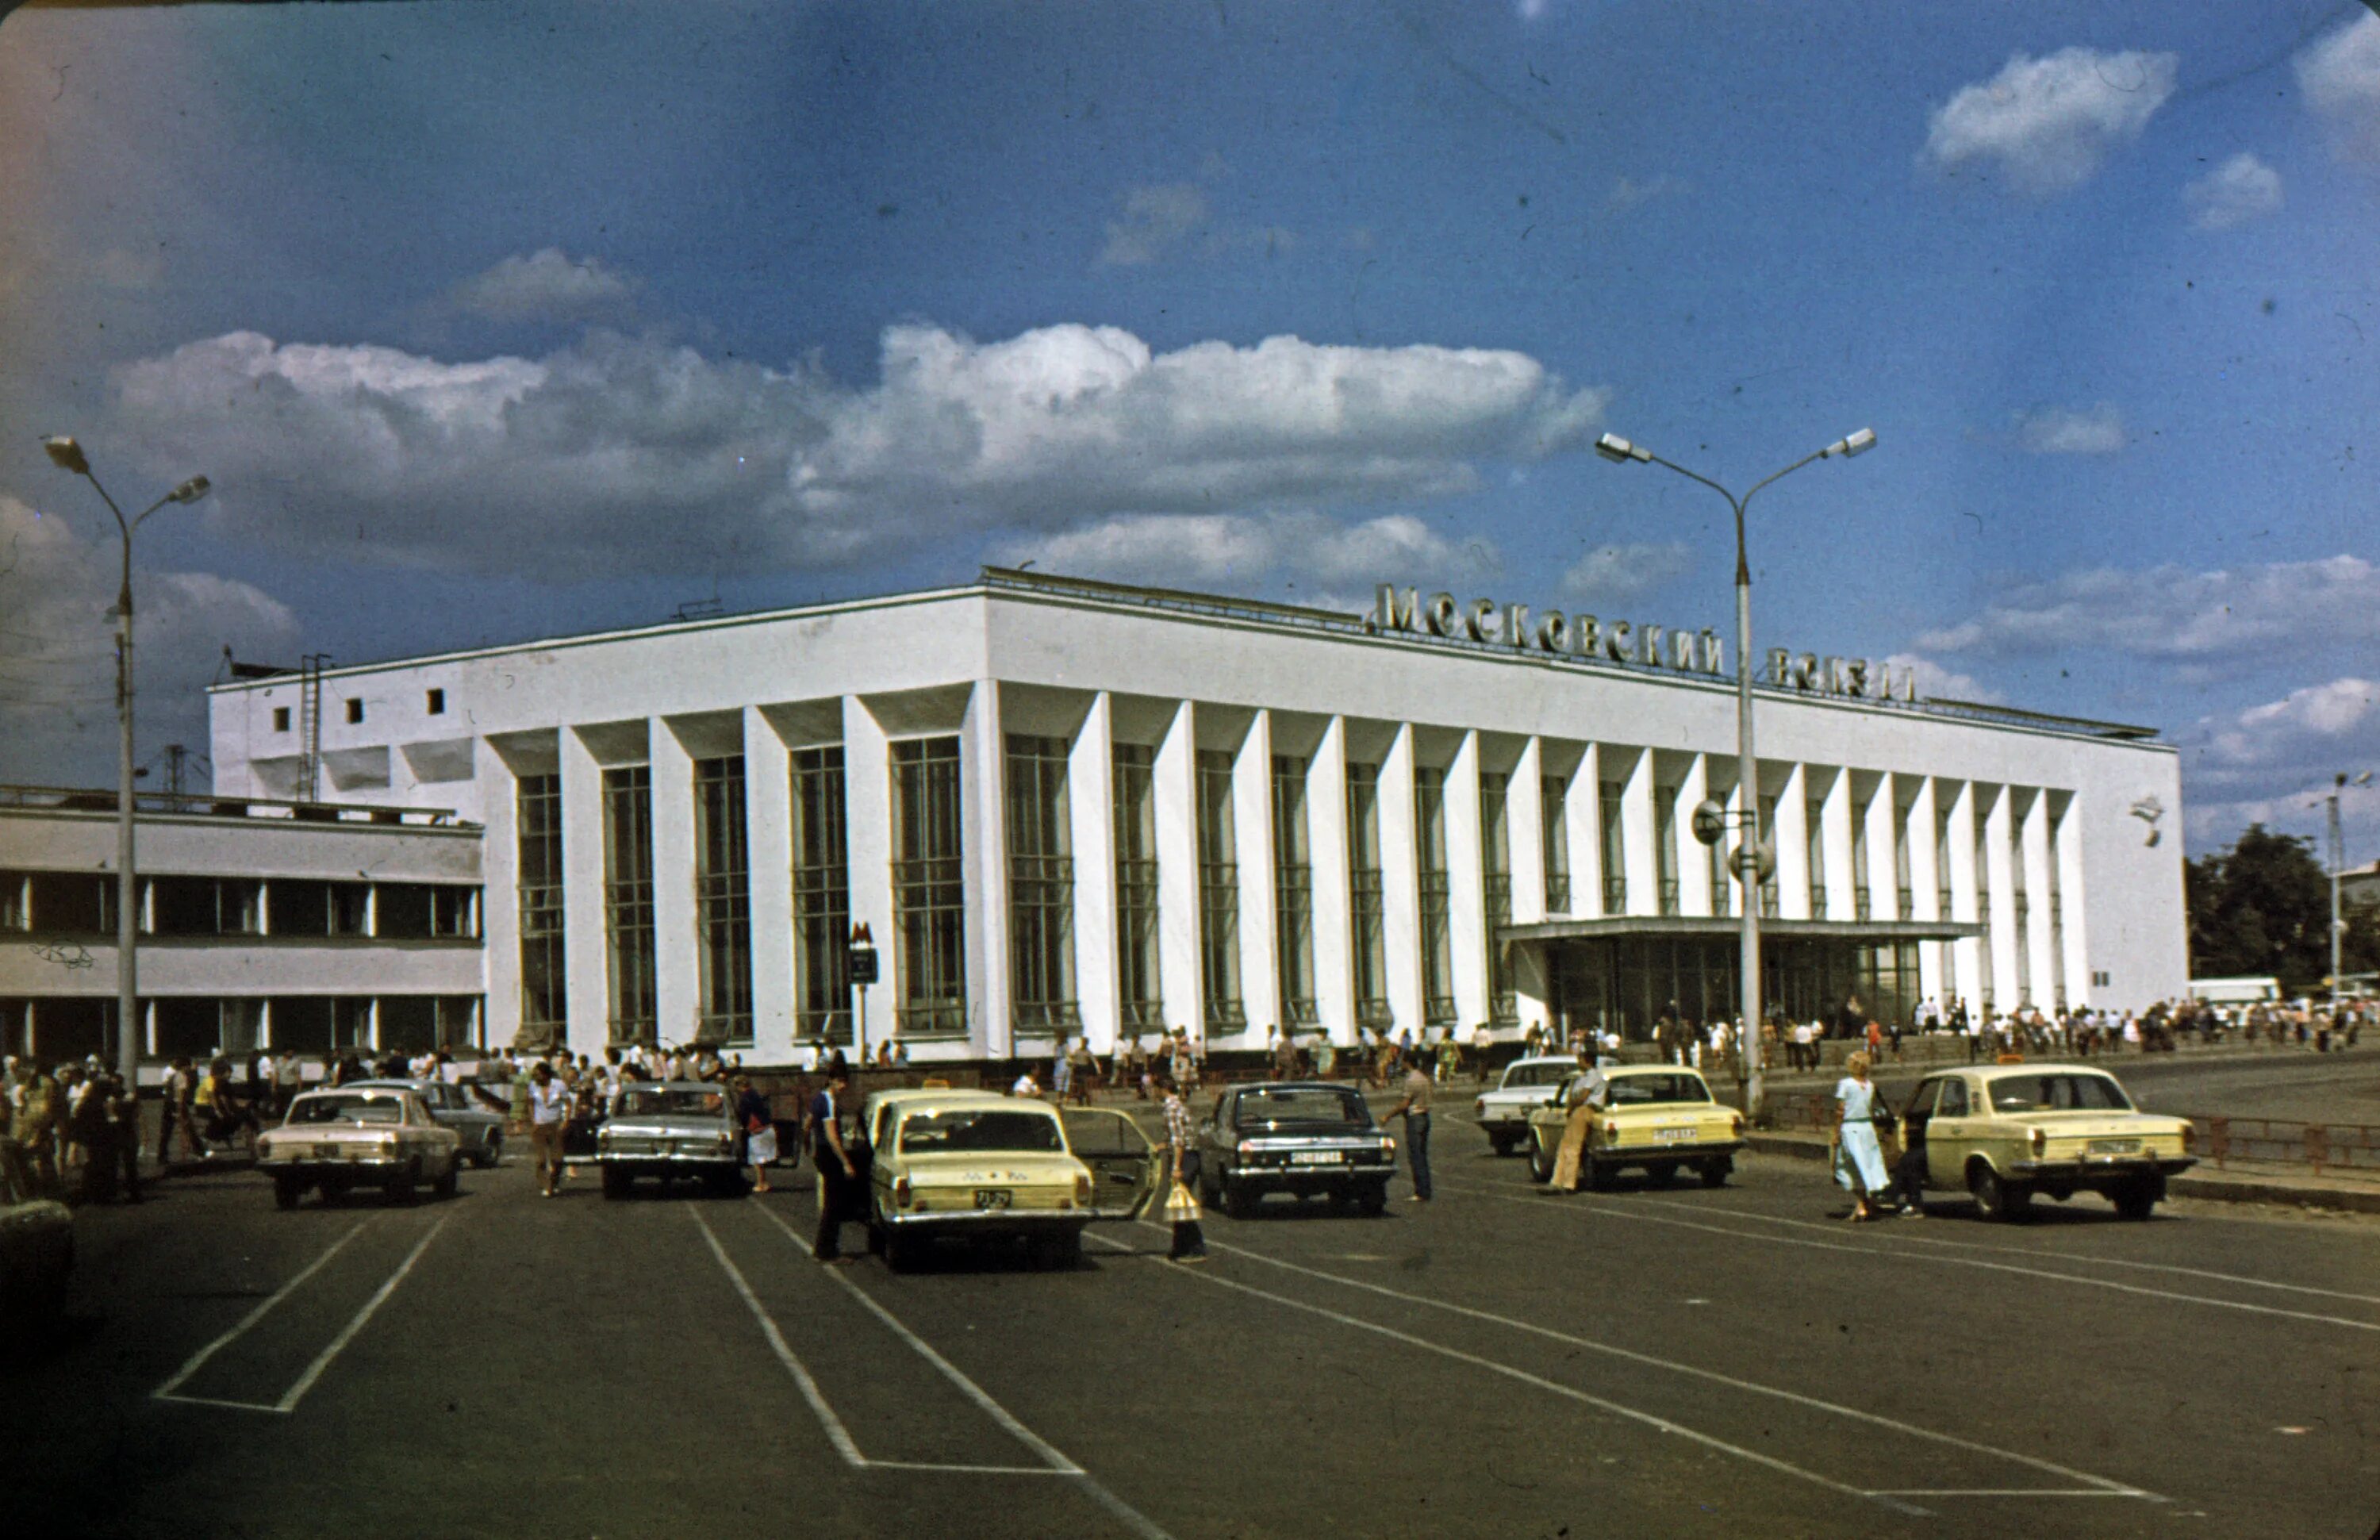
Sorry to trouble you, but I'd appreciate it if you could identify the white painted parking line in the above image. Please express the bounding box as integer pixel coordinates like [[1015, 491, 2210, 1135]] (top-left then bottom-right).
[[1084, 1231, 1927, 1518], [153, 1220, 370, 1408], [1622, 1192, 2380, 1304], [1161, 1223, 2156, 1502], [1440, 1176, 2380, 1333], [701, 1207, 1174, 1534], [272, 1215, 451, 1413], [692, 1208, 869, 1467]]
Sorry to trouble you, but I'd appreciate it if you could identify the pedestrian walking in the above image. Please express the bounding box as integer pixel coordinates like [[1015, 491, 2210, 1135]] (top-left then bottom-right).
[[527, 1061, 570, 1197], [1378, 1050, 1435, 1201], [733, 1074, 777, 1194], [1831, 1051, 1890, 1223], [809, 1062, 858, 1264], [106, 1070, 143, 1203], [11, 1060, 61, 1194], [160, 1057, 201, 1165], [1157, 1073, 1206, 1262]]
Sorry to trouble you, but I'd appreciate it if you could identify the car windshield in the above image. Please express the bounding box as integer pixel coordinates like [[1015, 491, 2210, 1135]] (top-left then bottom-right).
[[1501, 1059, 1578, 1089], [900, 1109, 1065, 1154], [1986, 1073, 2133, 1113], [616, 1089, 727, 1117], [1603, 1074, 1711, 1108], [1234, 1088, 1369, 1127], [287, 1095, 404, 1125]]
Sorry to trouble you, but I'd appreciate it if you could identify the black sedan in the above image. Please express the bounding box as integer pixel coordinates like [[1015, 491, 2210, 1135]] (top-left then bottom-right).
[[1197, 1081, 1396, 1218]]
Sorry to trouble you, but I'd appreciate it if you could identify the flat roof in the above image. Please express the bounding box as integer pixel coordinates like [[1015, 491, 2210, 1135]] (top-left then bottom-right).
[[206, 565, 2163, 744]]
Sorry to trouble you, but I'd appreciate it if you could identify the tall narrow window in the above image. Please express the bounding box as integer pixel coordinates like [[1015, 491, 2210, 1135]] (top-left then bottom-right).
[[1541, 775, 1571, 913], [1895, 800, 1915, 918], [2010, 813, 2030, 1004], [1937, 807, 1956, 920], [1114, 745, 1163, 1032], [1599, 778, 1628, 914], [1655, 785, 1680, 916], [1758, 794, 1781, 917], [1272, 755, 1317, 1027], [516, 773, 566, 1042], [892, 737, 966, 1035], [2047, 806, 2067, 1009], [1852, 799, 1872, 921], [1006, 735, 1078, 1035], [603, 765, 658, 1045], [1347, 762, 1389, 1026], [1415, 766, 1454, 1025], [1480, 770, 1514, 1023], [1975, 816, 1994, 1008], [793, 747, 851, 1044], [694, 757, 753, 1043], [1805, 779, 1827, 917], [1196, 750, 1243, 1030]]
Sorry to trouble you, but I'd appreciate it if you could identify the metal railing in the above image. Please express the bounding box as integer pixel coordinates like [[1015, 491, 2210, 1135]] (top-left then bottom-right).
[[2187, 1116, 2380, 1178]]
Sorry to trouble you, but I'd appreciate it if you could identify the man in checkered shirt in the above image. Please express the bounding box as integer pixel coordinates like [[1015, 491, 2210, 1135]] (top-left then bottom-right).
[[1159, 1073, 1207, 1262]]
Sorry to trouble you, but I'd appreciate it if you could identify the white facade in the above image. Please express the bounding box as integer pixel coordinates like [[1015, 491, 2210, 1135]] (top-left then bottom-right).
[[202, 571, 2189, 1065], [0, 792, 483, 1074]]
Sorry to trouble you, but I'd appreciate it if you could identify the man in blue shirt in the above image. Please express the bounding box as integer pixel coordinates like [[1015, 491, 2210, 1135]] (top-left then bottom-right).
[[809, 1060, 858, 1264]]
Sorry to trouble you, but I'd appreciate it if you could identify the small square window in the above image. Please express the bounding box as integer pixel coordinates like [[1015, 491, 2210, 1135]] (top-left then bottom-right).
[[272, 706, 290, 732], [345, 698, 364, 724], [426, 688, 445, 716]]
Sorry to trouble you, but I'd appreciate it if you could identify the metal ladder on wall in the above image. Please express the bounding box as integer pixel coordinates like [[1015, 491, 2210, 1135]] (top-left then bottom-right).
[[299, 653, 329, 802]]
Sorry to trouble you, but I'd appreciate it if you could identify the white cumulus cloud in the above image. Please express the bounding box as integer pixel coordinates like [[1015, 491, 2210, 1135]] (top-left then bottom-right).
[[1914, 555, 2380, 663], [1881, 652, 2004, 705], [1099, 184, 1211, 267], [1560, 542, 1694, 601], [0, 495, 298, 788], [2297, 12, 2380, 163], [2017, 401, 2126, 455], [108, 321, 1610, 582], [1922, 48, 2178, 194], [2183, 152, 2284, 229], [2181, 677, 2380, 843], [446, 248, 637, 323], [997, 509, 1491, 612]]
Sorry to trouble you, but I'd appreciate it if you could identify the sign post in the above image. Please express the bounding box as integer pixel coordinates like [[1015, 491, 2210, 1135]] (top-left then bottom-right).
[[848, 922, 878, 1066]]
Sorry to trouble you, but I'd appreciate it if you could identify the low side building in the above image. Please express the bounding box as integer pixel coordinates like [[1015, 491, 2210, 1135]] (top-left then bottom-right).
[[0, 786, 484, 1080]]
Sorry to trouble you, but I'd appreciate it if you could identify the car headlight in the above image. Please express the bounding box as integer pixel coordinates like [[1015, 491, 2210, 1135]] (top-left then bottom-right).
[[716, 1133, 735, 1153], [376, 1135, 397, 1157], [1600, 1121, 1621, 1146], [1377, 1136, 1395, 1157], [1236, 1139, 1257, 1159]]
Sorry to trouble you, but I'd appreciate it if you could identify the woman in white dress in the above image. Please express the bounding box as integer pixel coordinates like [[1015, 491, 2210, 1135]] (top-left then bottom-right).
[[1832, 1051, 1890, 1222]]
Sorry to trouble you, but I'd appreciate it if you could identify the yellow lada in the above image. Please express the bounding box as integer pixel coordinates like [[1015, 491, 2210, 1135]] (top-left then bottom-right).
[[1524, 1065, 1745, 1192], [1901, 1062, 2194, 1221], [862, 1090, 1155, 1269]]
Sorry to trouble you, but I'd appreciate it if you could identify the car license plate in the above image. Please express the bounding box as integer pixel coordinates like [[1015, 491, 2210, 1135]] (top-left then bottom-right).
[[973, 1189, 1012, 1210], [1654, 1127, 1698, 1143], [2088, 1139, 2140, 1155], [315, 1143, 340, 1158], [1292, 1151, 1342, 1165]]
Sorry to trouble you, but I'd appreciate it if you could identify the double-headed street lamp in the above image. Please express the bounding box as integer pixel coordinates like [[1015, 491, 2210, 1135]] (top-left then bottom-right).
[[1593, 424, 1875, 1122], [2324, 771, 2374, 1001], [41, 436, 210, 1089]]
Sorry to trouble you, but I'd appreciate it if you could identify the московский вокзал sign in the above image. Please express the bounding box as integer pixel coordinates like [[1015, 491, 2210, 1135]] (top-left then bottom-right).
[[1362, 583, 1917, 704]]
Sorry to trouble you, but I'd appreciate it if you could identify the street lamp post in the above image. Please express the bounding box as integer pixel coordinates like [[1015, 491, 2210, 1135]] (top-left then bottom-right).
[[1594, 425, 1875, 1122], [2327, 770, 2374, 1000], [40, 436, 210, 1092]]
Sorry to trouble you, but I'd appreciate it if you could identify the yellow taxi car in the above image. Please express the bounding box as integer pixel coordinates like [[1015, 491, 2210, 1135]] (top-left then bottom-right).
[[1901, 1062, 2194, 1221], [1525, 1065, 1745, 1192], [862, 1090, 1155, 1269]]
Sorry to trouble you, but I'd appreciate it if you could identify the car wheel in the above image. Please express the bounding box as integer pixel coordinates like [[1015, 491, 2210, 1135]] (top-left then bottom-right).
[[2111, 1178, 2159, 1221], [386, 1161, 418, 1206], [1223, 1181, 1255, 1220], [1488, 1133, 1514, 1158], [1967, 1162, 2030, 1222], [433, 1158, 459, 1199], [1527, 1139, 1553, 1185], [1031, 1231, 1081, 1270], [1699, 1158, 1730, 1189], [1645, 1162, 1678, 1189], [601, 1166, 631, 1200], [272, 1174, 302, 1210], [1584, 1159, 1616, 1192], [885, 1228, 920, 1272], [474, 1135, 501, 1170], [1356, 1182, 1388, 1217]]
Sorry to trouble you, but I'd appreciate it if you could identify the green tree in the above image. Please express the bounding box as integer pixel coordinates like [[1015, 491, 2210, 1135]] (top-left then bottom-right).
[[2186, 825, 2332, 989]]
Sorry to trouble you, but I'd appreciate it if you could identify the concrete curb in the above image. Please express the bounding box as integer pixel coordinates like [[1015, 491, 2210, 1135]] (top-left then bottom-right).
[[1746, 1131, 2380, 1213]]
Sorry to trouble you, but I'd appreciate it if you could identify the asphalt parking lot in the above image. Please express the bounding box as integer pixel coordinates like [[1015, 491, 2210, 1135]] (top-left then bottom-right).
[[6, 1105, 2378, 1540]]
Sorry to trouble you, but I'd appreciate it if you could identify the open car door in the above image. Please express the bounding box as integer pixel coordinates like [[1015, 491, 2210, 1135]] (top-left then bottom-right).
[[1060, 1107, 1159, 1219]]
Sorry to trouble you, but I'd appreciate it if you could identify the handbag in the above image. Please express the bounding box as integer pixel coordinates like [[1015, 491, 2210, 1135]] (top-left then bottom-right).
[[747, 1125, 780, 1167], [1162, 1180, 1202, 1224]]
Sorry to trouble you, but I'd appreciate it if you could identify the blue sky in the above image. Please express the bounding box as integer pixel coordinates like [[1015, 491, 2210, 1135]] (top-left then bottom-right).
[[2, 0, 2376, 854]]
